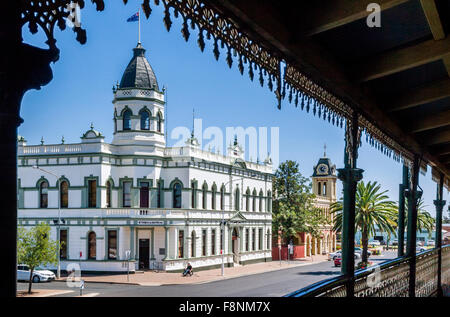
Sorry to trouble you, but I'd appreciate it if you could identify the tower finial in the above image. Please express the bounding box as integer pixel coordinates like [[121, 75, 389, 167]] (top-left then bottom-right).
[[90, 122, 94, 130], [324, 143, 327, 157], [192, 108, 195, 137]]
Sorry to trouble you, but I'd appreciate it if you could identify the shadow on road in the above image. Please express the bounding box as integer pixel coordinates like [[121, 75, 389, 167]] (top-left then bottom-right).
[[296, 270, 339, 276]]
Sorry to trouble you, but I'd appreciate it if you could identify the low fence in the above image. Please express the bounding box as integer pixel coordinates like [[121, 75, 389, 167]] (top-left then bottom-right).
[[286, 244, 450, 297], [272, 246, 305, 260]]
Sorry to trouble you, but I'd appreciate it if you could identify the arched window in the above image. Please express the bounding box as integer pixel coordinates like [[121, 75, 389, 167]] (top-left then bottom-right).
[[191, 182, 196, 208], [157, 112, 162, 133], [202, 183, 207, 209], [173, 183, 182, 208], [267, 191, 272, 212], [88, 231, 96, 259], [60, 180, 68, 208], [267, 229, 271, 250], [235, 188, 240, 211], [245, 189, 250, 211], [157, 181, 162, 208], [123, 109, 132, 130], [318, 182, 322, 195], [323, 182, 327, 196], [211, 185, 217, 210], [114, 118, 117, 133], [220, 186, 225, 210], [140, 109, 150, 130], [39, 181, 49, 208], [259, 190, 264, 212], [106, 181, 112, 208], [191, 230, 196, 257], [252, 189, 257, 212]]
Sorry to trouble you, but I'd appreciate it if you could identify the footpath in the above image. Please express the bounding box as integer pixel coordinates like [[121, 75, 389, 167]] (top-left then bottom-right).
[[56, 255, 329, 286]]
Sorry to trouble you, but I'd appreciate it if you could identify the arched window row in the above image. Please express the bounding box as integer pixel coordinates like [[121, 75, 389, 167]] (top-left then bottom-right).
[[189, 181, 272, 212], [119, 107, 164, 132], [35, 176, 273, 212]]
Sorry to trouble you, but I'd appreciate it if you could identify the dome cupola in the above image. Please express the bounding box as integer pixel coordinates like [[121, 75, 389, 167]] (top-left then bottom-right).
[[119, 43, 159, 91]]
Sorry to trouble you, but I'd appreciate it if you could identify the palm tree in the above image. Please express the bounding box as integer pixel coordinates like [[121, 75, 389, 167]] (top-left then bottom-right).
[[396, 198, 435, 237], [331, 181, 397, 264]]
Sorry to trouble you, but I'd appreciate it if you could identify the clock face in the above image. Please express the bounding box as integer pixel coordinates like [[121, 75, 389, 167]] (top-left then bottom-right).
[[317, 164, 328, 175]]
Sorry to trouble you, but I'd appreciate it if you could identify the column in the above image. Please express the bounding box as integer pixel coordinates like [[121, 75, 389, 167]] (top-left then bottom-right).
[[185, 225, 190, 259], [239, 227, 244, 252], [135, 228, 139, 260], [337, 113, 363, 297], [434, 173, 445, 297], [130, 227, 135, 260], [164, 227, 170, 260], [228, 227, 233, 255], [398, 164, 408, 257], [405, 155, 421, 297], [150, 228, 155, 260]]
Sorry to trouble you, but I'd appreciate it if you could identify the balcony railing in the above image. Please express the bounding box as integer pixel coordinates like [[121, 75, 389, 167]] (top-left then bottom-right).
[[286, 244, 450, 297]]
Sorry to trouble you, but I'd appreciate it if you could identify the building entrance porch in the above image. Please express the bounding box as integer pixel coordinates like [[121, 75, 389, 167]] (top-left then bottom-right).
[[138, 239, 150, 269]]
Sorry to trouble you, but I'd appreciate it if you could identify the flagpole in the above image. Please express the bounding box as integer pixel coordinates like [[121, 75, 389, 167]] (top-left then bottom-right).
[[138, 9, 141, 44]]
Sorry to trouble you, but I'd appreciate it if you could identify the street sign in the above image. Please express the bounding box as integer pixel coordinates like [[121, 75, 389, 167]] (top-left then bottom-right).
[[137, 220, 164, 226]]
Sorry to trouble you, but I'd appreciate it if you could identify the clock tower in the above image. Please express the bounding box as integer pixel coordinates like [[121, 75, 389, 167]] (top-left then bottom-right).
[[312, 145, 337, 201], [301, 145, 338, 257]]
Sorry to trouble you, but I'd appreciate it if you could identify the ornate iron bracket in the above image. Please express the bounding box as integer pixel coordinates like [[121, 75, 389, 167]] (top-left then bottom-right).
[[337, 168, 364, 184]]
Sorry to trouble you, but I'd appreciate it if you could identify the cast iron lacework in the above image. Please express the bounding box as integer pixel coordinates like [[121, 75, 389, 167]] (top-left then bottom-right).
[[443, 246, 450, 296], [20, 0, 106, 50], [415, 249, 439, 297], [154, 0, 282, 107], [20, 0, 418, 168], [146, 0, 415, 165]]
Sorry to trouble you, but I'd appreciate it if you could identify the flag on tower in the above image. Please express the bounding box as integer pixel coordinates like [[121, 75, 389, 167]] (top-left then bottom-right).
[[127, 12, 139, 22]]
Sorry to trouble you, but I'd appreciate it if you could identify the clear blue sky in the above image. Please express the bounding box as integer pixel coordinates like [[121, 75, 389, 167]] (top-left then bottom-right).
[[20, 1, 449, 218]]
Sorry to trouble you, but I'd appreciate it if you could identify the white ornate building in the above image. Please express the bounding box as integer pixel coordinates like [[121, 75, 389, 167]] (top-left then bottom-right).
[[17, 43, 274, 273]]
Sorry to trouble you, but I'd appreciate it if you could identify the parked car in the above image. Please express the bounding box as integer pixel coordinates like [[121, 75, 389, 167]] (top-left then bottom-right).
[[416, 246, 426, 253], [427, 240, 435, 246], [328, 250, 361, 261], [369, 241, 381, 247], [17, 265, 55, 283], [354, 247, 371, 257], [334, 257, 341, 267], [391, 239, 398, 246]]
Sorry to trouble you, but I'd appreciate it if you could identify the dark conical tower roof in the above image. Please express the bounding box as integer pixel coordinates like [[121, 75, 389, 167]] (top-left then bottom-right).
[[119, 43, 159, 90]]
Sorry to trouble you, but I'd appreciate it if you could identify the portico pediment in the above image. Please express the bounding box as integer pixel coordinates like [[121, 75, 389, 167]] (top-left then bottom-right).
[[228, 211, 247, 225]]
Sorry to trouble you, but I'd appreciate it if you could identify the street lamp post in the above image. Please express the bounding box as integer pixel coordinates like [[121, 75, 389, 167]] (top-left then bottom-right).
[[221, 176, 245, 276], [33, 165, 61, 279]]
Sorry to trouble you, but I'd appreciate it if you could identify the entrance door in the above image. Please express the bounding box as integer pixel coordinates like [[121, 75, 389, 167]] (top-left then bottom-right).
[[139, 239, 150, 269]]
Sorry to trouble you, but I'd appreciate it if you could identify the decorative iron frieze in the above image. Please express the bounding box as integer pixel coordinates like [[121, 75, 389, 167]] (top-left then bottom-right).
[[153, 0, 282, 107], [441, 245, 450, 296], [20, 0, 108, 49], [19, 0, 423, 170], [415, 249, 439, 297], [353, 260, 410, 297]]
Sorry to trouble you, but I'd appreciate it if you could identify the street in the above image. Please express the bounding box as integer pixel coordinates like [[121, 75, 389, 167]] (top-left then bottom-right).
[[17, 251, 397, 297]]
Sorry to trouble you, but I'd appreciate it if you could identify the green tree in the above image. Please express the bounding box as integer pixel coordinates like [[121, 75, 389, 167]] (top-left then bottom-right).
[[17, 222, 58, 294], [331, 181, 397, 264], [394, 198, 435, 238], [273, 160, 328, 244]]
